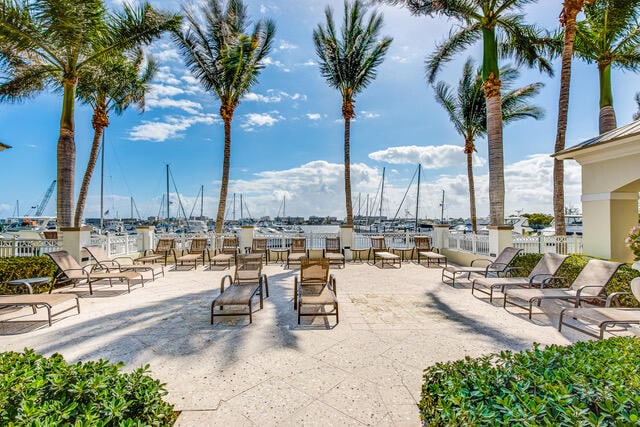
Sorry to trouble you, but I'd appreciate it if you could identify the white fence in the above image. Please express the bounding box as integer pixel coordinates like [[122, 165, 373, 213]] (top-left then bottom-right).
[[0, 236, 61, 257], [447, 232, 583, 256], [448, 233, 490, 256]]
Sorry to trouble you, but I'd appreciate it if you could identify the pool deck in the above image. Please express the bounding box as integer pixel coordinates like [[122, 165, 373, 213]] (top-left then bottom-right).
[[1, 260, 590, 426]]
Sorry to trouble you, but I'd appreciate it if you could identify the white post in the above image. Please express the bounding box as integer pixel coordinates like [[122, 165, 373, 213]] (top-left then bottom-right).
[[240, 226, 254, 254], [432, 225, 449, 250], [340, 225, 354, 261], [488, 225, 513, 258], [60, 227, 93, 264], [136, 226, 155, 255]]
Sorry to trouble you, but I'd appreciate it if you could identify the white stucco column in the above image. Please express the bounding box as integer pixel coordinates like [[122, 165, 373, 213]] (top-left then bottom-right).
[[488, 225, 513, 258], [339, 225, 354, 248], [432, 225, 450, 250], [60, 227, 93, 263], [136, 226, 155, 255], [240, 226, 254, 254]]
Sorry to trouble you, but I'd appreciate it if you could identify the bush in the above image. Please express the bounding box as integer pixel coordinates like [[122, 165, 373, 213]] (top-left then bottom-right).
[[0, 257, 58, 294], [510, 253, 640, 307], [0, 349, 176, 426], [419, 337, 640, 426]]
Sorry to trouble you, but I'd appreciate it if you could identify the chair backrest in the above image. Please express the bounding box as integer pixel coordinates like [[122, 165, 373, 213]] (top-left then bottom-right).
[[46, 250, 83, 277], [252, 237, 267, 252], [290, 237, 307, 254], [490, 247, 522, 271], [221, 236, 239, 254], [527, 253, 568, 282], [189, 238, 208, 254], [300, 258, 330, 285], [234, 254, 263, 284], [370, 236, 387, 251], [325, 237, 341, 254], [84, 245, 109, 262], [156, 238, 175, 253], [569, 259, 622, 296], [413, 236, 432, 251]]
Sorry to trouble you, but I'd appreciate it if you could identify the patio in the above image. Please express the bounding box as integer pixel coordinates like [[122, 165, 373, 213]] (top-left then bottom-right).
[[0, 261, 587, 426]]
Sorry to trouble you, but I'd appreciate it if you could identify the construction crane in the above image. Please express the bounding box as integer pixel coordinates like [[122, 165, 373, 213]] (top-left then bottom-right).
[[35, 180, 56, 216]]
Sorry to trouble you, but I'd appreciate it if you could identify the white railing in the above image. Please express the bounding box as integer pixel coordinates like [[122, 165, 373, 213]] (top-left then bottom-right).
[[352, 231, 432, 249], [89, 234, 138, 257], [513, 234, 583, 255], [0, 236, 61, 257], [447, 233, 490, 256]]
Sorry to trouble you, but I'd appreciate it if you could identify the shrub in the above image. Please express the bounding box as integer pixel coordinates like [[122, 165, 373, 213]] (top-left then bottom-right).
[[0, 257, 58, 294], [510, 253, 640, 307], [0, 349, 176, 426], [419, 337, 640, 426]]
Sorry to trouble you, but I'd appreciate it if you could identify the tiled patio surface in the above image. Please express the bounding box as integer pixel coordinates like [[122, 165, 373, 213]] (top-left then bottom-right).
[[1, 260, 591, 426]]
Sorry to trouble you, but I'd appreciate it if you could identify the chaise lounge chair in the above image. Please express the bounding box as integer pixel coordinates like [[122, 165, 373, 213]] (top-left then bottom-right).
[[0, 293, 80, 327], [210, 236, 239, 269], [503, 259, 622, 319], [471, 252, 568, 302], [414, 235, 447, 267], [441, 247, 522, 287], [294, 258, 338, 325], [211, 254, 269, 324], [84, 245, 164, 281], [47, 250, 143, 295], [249, 237, 269, 264], [370, 236, 401, 268], [324, 236, 345, 268], [175, 237, 209, 270], [286, 237, 307, 268], [135, 238, 176, 266]]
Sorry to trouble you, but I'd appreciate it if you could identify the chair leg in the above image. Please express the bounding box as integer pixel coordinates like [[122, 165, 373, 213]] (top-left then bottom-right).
[[335, 303, 339, 324]]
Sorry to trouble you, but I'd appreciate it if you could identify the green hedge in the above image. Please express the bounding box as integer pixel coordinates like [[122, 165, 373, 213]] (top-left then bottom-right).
[[0, 349, 176, 426], [0, 257, 58, 294], [510, 254, 640, 307], [419, 337, 640, 426]]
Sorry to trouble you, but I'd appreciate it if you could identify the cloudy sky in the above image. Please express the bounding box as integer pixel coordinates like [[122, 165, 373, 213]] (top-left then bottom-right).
[[0, 0, 637, 222]]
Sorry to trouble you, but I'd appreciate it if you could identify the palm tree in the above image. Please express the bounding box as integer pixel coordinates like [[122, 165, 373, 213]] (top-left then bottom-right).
[[574, 0, 640, 134], [313, 0, 392, 226], [173, 0, 275, 233], [434, 58, 544, 233], [634, 92, 640, 120], [0, 1, 179, 227], [73, 49, 157, 227], [553, 0, 595, 236], [377, 0, 552, 226]]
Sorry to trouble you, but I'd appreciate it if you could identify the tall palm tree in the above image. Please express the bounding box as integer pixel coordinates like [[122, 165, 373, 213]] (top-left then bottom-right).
[[574, 0, 640, 134], [173, 0, 275, 233], [73, 49, 157, 227], [313, 0, 392, 226], [434, 58, 544, 233], [634, 92, 640, 120], [0, 0, 179, 227], [377, 0, 552, 226], [553, 0, 595, 236]]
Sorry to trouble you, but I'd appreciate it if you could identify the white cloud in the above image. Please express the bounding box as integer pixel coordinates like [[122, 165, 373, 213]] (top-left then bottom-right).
[[301, 59, 316, 67], [262, 57, 291, 72], [128, 114, 218, 142], [306, 113, 321, 120], [148, 84, 184, 97], [359, 110, 380, 119], [278, 40, 298, 50], [368, 145, 486, 169], [154, 66, 181, 85], [243, 92, 282, 103], [152, 48, 181, 63], [241, 112, 283, 131], [146, 98, 203, 115]]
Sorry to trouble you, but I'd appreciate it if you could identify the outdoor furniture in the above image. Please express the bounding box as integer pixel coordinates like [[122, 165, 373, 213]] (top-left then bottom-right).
[[7, 277, 52, 294], [414, 236, 447, 267], [0, 293, 80, 327], [249, 237, 269, 264], [471, 252, 569, 302], [46, 250, 143, 295], [175, 237, 209, 270], [84, 245, 164, 280], [286, 237, 307, 268], [370, 236, 401, 268], [503, 259, 623, 319], [269, 247, 289, 264], [558, 277, 640, 339], [294, 258, 338, 325], [210, 236, 239, 269], [441, 247, 522, 287], [211, 254, 268, 324], [324, 236, 345, 268], [135, 238, 176, 266]]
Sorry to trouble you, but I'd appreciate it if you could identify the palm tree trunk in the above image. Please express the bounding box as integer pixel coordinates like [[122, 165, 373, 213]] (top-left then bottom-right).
[[598, 62, 616, 134], [344, 116, 353, 226], [57, 76, 77, 228], [74, 101, 109, 228], [215, 105, 234, 233], [464, 137, 477, 233], [484, 73, 504, 226]]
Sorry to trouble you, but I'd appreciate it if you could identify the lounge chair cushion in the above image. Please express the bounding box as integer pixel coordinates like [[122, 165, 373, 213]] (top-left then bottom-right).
[[299, 285, 337, 305], [562, 307, 640, 324], [213, 284, 260, 306]]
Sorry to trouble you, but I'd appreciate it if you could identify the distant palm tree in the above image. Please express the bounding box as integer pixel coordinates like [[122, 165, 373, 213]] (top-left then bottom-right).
[[173, 0, 275, 233], [73, 50, 157, 227], [0, 0, 179, 227], [434, 58, 544, 233], [634, 92, 640, 120], [377, 0, 552, 226], [574, 0, 640, 134], [313, 0, 392, 226]]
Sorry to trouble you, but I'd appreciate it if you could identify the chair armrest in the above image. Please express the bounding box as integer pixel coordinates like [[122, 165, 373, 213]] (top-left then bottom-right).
[[470, 258, 490, 266], [220, 275, 233, 293], [575, 285, 607, 306], [539, 275, 565, 288], [329, 274, 337, 295], [505, 266, 526, 277], [113, 256, 135, 265], [605, 292, 631, 307], [486, 262, 509, 272], [528, 273, 552, 284], [143, 249, 155, 256]]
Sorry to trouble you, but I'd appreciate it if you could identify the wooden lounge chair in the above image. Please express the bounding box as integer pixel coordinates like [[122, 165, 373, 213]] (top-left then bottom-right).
[[413, 235, 447, 267], [324, 236, 345, 268], [211, 254, 269, 324], [135, 238, 176, 266], [83, 245, 164, 280], [370, 236, 401, 268], [0, 293, 80, 326], [503, 259, 622, 319], [286, 237, 307, 268], [175, 237, 209, 270], [250, 237, 269, 264], [471, 253, 568, 302], [210, 236, 239, 269], [441, 247, 522, 287], [294, 258, 338, 325], [46, 250, 143, 295]]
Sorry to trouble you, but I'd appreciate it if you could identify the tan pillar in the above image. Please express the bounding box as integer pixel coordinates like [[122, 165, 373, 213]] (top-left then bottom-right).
[[136, 226, 155, 255], [432, 225, 450, 250], [240, 226, 254, 254], [60, 227, 93, 263], [339, 225, 354, 248], [488, 225, 513, 258]]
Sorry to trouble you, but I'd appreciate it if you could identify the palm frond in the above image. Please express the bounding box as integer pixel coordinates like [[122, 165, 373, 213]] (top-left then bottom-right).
[[426, 23, 481, 83]]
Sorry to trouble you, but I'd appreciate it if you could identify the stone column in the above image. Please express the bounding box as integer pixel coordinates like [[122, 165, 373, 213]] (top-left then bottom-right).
[[340, 225, 354, 261], [488, 225, 513, 258], [136, 226, 155, 255], [60, 227, 93, 263], [432, 225, 450, 250], [240, 226, 255, 254]]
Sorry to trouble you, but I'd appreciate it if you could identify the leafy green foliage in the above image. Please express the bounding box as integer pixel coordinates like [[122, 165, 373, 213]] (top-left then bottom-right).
[[0, 349, 176, 426], [419, 337, 640, 426], [510, 254, 640, 307], [0, 257, 57, 294], [521, 213, 553, 227]]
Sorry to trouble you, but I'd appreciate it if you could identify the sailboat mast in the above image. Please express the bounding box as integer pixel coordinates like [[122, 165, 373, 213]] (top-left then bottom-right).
[[440, 189, 445, 223], [166, 164, 170, 220], [240, 194, 243, 221], [130, 197, 133, 220], [233, 193, 236, 221], [200, 185, 204, 218], [379, 167, 385, 226], [100, 132, 105, 231], [415, 164, 421, 231]]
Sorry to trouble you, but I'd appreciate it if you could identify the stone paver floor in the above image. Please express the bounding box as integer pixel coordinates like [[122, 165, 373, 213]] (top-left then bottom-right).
[[1, 260, 597, 425]]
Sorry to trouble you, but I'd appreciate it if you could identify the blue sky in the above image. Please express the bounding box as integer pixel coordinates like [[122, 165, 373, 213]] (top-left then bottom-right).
[[1, 0, 638, 222]]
